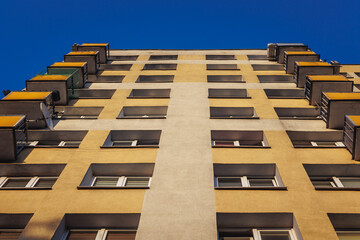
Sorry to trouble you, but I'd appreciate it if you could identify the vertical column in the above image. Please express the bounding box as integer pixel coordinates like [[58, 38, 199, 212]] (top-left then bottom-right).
[[136, 82, 217, 239]]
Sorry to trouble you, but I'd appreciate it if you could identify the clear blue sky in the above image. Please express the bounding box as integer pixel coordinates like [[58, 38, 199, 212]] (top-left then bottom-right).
[[0, 0, 359, 91]]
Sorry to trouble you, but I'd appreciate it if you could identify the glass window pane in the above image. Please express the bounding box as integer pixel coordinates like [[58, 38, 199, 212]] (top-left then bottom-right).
[[2, 178, 31, 188], [67, 231, 97, 240], [260, 231, 291, 240], [248, 179, 274, 187], [217, 178, 242, 187], [214, 141, 235, 146], [125, 178, 150, 187], [34, 178, 57, 188], [112, 141, 134, 146], [106, 231, 136, 240], [339, 178, 360, 188], [311, 179, 335, 187], [93, 177, 119, 187]]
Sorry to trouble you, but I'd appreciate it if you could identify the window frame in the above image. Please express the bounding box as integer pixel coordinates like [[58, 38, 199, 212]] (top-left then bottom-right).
[[253, 229, 298, 240], [311, 176, 360, 189], [90, 176, 151, 188], [63, 228, 137, 240], [0, 176, 57, 189], [212, 140, 266, 147], [216, 176, 279, 188]]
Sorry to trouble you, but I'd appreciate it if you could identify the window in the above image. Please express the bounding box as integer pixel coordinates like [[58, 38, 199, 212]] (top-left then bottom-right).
[[73, 89, 115, 99], [264, 89, 305, 99], [217, 213, 302, 240], [53, 213, 140, 240], [128, 89, 171, 98], [65, 229, 136, 240], [100, 64, 132, 71], [0, 176, 57, 189], [207, 75, 244, 83], [136, 75, 174, 83], [311, 177, 360, 189], [252, 64, 284, 71], [214, 164, 285, 189], [143, 64, 177, 70], [216, 177, 278, 188], [149, 55, 178, 60], [92, 75, 124, 83], [102, 130, 161, 148], [26, 130, 88, 148], [274, 107, 320, 120], [257, 75, 293, 83], [0, 229, 22, 239], [208, 89, 250, 98], [287, 131, 345, 148], [207, 64, 239, 70], [211, 131, 270, 148], [206, 55, 235, 60], [54, 106, 103, 120], [0, 214, 33, 240], [92, 176, 151, 188], [247, 55, 267, 60], [108, 55, 138, 61], [328, 214, 360, 240], [210, 107, 258, 119], [117, 106, 167, 119], [78, 163, 154, 189]]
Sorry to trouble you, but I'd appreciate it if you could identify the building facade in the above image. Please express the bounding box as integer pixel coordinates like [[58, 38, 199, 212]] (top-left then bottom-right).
[[0, 44, 360, 239]]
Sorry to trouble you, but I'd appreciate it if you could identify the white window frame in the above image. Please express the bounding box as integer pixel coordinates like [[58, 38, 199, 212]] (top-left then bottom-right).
[[62, 228, 136, 240], [336, 230, 360, 238], [216, 176, 279, 187], [91, 176, 151, 187], [334, 177, 360, 188], [0, 176, 57, 188], [212, 140, 266, 147], [253, 229, 298, 240]]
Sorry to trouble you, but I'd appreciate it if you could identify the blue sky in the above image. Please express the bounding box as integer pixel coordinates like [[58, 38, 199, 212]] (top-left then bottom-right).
[[0, 0, 359, 91]]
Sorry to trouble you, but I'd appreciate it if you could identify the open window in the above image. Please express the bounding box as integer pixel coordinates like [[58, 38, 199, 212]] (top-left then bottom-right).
[[211, 130, 270, 148], [0, 164, 65, 190], [274, 107, 321, 120], [78, 163, 154, 189], [117, 106, 167, 119], [257, 75, 294, 83], [214, 164, 286, 190], [143, 64, 177, 70], [207, 75, 244, 83], [207, 64, 239, 70], [26, 130, 88, 148], [208, 89, 250, 98], [149, 55, 178, 60], [102, 130, 161, 148], [136, 75, 174, 83], [128, 89, 171, 98], [328, 214, 360, 239], [304, 164, 360, 190], [210, 107, 258, 119], [252, 64, 284, 71], [52, 214, 140, 240], [217, 213, 302, 240], [286, 131, 345, 148], [264, 89, 305, 99], [206, 55, 236, 60]]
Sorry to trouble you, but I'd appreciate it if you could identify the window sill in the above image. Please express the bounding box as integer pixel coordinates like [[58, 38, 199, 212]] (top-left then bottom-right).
[[293, 146, 346, 148], [210, 117, 259, 120], [315, 187, 360, 191], [279, 117, 321, 120], [212, 146, 271, 148], [208, 96, 251, 99], [0, 187, 52, 190], [127, 97, 170, 99], [25, 146, 79, 149], [77, 186, 150, 190], [54, 117, 98, 120], [207, 81, 245, 83], [215, 187, 287, 190], [117, 117, 166, 119], [267, 97, 306, 99], [101, 146, 159, 148]]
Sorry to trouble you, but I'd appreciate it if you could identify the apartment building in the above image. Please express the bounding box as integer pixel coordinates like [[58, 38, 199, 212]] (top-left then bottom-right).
[[0, 43, 360, 239]]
